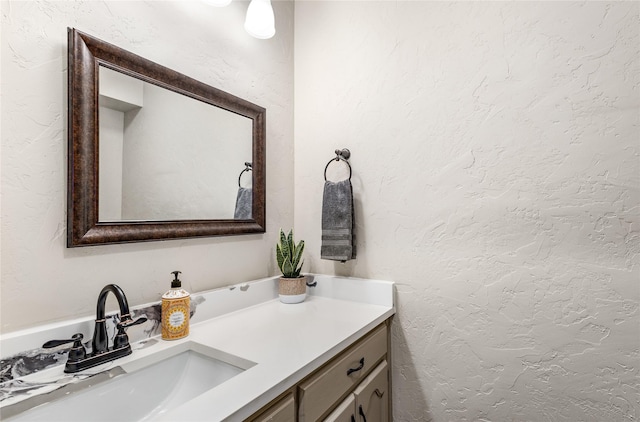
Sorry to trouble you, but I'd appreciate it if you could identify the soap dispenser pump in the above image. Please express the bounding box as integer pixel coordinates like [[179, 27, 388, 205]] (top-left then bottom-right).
[[161, 271, 190, 340]]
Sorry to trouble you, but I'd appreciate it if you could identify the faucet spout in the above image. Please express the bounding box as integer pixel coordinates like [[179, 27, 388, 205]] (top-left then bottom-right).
[[96, 284, 132, 321], [92, 284, 133, 354]]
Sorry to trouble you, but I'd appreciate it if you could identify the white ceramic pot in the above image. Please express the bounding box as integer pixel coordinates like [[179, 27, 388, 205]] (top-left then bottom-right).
[[278, 276, 307, 304]]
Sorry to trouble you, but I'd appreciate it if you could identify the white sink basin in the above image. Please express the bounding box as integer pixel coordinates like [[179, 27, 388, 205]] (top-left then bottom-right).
[[6, 342, 255, 421]]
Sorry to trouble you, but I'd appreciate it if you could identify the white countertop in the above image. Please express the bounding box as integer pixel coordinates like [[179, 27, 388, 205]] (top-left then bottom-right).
[[165, 295, 393, 420], [1, 275, 395, 421]]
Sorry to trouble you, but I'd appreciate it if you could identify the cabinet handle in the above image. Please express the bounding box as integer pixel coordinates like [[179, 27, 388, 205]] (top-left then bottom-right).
[[351, 416, 356, 422], [374, 388, 384, 398], [347, 357, 365, 376], [359, 405, 367, 422]]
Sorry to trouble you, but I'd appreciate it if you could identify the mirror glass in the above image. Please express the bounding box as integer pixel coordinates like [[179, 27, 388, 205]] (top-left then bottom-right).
[[98, 66, 253, 221], [67, 28, 266, 247]]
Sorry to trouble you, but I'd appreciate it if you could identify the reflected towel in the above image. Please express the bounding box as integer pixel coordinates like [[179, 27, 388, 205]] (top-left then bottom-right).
[[321, 179, 356, 262], [234, 187, 252, 219]]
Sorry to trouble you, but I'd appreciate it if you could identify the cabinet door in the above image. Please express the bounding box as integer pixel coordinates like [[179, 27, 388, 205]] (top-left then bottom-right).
[[323, 393, 356, 422], [252, 392, 295, 422], [354, 361, 388, 422]]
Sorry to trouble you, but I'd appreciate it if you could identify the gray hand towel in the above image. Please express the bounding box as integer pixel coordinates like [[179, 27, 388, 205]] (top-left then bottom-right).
[[321, 179, 356, 262], [234, 187, 252, 219]]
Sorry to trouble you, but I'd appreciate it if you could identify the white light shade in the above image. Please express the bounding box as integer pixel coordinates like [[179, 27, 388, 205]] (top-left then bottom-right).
[[244, 0, 275, 39], [203, 0, 232, 6]]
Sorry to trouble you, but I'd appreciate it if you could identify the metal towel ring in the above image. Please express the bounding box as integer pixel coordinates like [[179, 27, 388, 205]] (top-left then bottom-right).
[[238, 162, 252, 187], [324, 149, 352, 181]]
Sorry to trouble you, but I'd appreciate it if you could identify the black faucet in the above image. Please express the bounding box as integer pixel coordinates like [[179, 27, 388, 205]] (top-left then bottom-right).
[[43, 284, 147, 373]]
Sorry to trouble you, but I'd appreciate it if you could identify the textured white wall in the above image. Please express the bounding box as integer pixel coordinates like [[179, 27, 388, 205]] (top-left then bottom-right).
[[1, 0, 294, 332], [294, 2, 639, 421]]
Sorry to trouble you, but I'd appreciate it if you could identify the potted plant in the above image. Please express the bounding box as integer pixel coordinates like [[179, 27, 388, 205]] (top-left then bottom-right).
[[276, 228, 306, 303]]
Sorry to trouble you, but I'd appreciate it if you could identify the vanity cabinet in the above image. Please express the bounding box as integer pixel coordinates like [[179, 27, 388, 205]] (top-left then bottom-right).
[[248, 321, 391, 422]]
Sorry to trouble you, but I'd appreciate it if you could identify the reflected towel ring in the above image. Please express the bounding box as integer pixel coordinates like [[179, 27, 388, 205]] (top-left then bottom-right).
[[238, 162, 252, 187], [324, 149, 352, 181]]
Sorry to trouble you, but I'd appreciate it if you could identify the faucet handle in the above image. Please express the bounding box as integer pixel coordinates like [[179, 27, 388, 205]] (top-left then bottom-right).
[[113, 317, 147, 350], [118, 316, 147, 329], [43, 333, 87, 362]]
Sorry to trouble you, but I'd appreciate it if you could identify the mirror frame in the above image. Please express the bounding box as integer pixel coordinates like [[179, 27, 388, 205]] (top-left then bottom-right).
[[67, 28, 266, 247]]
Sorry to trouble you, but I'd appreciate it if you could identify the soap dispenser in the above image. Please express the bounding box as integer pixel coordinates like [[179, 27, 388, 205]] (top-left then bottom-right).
[[161, 271, 190, 340]]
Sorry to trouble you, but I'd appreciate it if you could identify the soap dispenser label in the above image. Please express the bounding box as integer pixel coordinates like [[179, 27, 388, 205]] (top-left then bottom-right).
[[169, 310, 185, 327], [162, 298, 190, 340]]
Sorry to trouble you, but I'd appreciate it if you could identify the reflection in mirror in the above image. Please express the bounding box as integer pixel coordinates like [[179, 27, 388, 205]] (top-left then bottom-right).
[[234, 162, 253, 219], [98, 66, 253, 221], [67, 28, 265, 247]]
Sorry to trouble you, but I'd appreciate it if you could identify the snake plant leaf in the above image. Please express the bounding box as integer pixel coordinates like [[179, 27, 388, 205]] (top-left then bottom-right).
[[282, 257, 295, 278], [286, 230, 294, 257], [279, 229, 290, 261], [292, 260, 304, 278], [276, 243, 285, 273], [293, 240, 304, 270]]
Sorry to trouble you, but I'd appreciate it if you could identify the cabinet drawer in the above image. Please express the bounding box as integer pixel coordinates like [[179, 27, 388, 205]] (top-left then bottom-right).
[[298, 324, 387, 422]]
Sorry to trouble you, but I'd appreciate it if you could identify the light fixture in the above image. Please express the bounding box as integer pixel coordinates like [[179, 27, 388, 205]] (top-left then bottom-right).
[[244, 0, 275, 39], [203, 0, 233, 7]]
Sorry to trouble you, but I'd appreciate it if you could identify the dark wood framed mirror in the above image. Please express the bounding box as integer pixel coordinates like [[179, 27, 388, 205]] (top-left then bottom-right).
[[67, 28, 265, 247]]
